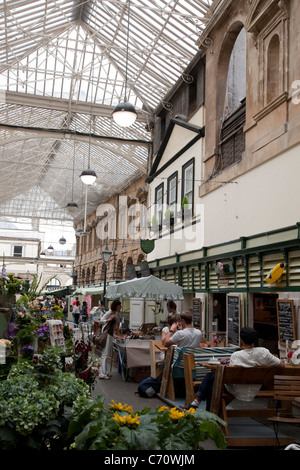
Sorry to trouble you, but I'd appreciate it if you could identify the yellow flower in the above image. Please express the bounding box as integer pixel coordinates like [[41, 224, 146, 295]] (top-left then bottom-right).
[[126, 413, 140, 426], [157, 406, 169, 412], [185, 407, 196, 415], [169, 407, 185, 420], [113, 412, 127, 425], [109, 400, 133, 414], [112, 412, 140, 427]]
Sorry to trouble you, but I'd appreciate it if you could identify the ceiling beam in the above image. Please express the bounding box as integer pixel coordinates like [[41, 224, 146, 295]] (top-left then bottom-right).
[[0, 123, 152, 150], [2, 90, 150, 122]]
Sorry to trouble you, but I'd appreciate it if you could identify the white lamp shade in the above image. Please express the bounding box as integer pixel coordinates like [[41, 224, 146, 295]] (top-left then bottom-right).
[[80, 169, 97, 185], [112, 102, 137, 127], [47, 245, 54, 253]]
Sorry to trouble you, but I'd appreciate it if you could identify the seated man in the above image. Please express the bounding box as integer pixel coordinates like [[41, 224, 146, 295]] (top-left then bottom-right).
[[182, 326, 285, 410], [164, 311, 202, 348]]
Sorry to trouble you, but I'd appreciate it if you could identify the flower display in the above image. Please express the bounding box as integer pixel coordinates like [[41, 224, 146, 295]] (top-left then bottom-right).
[[169, 407, 185, 420], [35, 325, 50, 342], [67, 398, 227, 450], [109, 400, 133, 414], [112, 412, 140, 428]]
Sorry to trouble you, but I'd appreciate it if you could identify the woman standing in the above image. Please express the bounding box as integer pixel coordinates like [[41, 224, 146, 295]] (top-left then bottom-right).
[[98, 300, 121, 379], [73, 300, 80, 325], [80, 300, 88, 322]]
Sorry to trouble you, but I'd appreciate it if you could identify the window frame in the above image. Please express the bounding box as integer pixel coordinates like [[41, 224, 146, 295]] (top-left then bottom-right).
[[154, 182, 164, 229], [13, 245, 23, 257], [181, 158, 195, 215], [167, 171, 178, 216]]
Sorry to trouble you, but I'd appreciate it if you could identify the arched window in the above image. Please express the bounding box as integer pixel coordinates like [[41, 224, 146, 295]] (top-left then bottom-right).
[[46, 278, 61, 288], [224, 28, 246, 117], [267, 35, 280, 103], [91, 266, 96, 283], [218, 26, 247, 171], [116, 259, 123, 279]]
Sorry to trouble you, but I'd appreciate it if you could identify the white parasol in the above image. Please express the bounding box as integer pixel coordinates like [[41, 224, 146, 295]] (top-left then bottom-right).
[[105, 275, 183, 301]]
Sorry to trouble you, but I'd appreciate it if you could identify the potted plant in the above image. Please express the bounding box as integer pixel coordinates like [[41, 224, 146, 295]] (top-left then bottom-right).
[[180, 195, 192, 220], [150, 214, 159, 232], [163, 208, 175, 228]]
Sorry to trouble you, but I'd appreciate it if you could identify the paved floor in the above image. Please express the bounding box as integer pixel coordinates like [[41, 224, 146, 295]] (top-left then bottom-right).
[[91, 364, 165, 411]]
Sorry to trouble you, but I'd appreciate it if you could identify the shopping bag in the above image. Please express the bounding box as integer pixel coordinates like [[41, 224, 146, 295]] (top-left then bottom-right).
[[93, 327, 108, 348]]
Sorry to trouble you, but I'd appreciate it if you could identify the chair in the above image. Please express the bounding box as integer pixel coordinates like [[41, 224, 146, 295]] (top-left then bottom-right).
[[149, 339, 166, 378], [268, 375, 300, 446]]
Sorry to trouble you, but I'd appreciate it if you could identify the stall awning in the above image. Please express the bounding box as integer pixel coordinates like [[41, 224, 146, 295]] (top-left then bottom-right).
[[42, 286, 75, 296], [73, 281, 120, 296], [106, 275, 183, 300]]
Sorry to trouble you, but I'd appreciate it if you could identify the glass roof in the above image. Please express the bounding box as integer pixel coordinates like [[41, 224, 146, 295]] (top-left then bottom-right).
[[0, 0, 212, 223]]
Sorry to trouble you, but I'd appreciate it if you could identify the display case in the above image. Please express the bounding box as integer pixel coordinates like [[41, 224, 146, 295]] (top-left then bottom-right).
[[47, 320, 65, 350]]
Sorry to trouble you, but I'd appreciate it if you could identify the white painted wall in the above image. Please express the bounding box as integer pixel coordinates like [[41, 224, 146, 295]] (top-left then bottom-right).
[[201, 144, 300, 247], [148, 108, 205, 262]]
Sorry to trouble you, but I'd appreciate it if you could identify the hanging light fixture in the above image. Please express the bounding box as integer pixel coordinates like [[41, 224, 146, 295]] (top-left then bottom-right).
[[59, 236, 66, 245], [80, 47, 97, 185], [112, 0, 137, 127], [66, 200, 79, 211], [47, 245, 54, 254], [80, 168, 97, 185]]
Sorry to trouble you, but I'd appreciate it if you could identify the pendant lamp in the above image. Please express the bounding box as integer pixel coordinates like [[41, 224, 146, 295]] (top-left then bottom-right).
[[112, 0, 137, 127]]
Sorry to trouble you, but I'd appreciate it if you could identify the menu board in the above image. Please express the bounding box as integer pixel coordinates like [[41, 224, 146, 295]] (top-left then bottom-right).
[[276, 299, 296, 345], [227, 294, 240, 346], [193, 298, 201, 328]]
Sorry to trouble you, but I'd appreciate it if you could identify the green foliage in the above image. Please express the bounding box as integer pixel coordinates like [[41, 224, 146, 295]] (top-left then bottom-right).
[[0, 346, 90, 450], [164, 208, 174, 219], [26, 273, 57, 302], [181, 195, 189, 209], [0, 273, 25, 296], [67, 400, 227, 451], [151, 214, 158, 225]]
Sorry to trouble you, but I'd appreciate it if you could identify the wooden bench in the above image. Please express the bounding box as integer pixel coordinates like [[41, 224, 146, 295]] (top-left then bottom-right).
[[209, 364, 300, 447], [159, 346, 237, 404]]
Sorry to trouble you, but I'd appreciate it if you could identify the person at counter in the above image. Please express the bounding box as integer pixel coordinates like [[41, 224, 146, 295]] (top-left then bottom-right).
[[98, 300, 121, 380], [167, 300, 180, 317], [164, 311, 202, 348], [182, 326, 285, 410]]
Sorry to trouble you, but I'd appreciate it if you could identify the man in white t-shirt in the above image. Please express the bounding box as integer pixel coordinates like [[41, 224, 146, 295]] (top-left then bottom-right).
[[164, 311, 202, 348], [182, 326, 285, 410]]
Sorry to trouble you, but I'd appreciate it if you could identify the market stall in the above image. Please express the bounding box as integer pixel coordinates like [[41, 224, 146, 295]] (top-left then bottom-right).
[[106, 275, 184, 329], [105, 275, 183, 380]]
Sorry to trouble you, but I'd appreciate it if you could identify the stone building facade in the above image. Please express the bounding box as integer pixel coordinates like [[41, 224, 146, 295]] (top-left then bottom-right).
[[74, 175, 148, 287]]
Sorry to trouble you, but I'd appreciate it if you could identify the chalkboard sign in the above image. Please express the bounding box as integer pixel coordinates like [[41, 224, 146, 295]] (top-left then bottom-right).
[[276, 299, 296, 345], [193, 298, 201, 328], [227, 294, 240, 346]]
